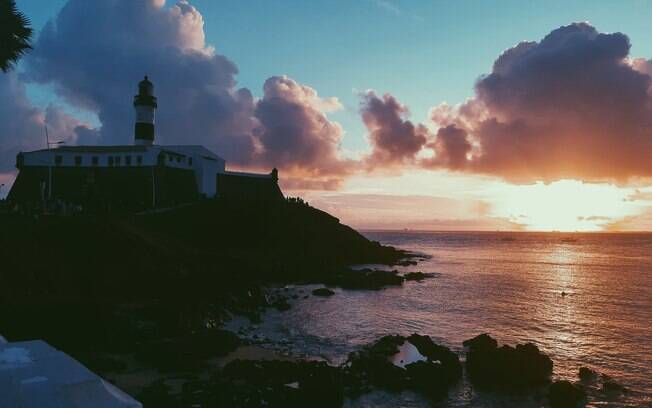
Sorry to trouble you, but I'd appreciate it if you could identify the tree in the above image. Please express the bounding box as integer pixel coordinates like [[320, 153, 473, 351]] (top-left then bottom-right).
[[0, 0, 32, 72]]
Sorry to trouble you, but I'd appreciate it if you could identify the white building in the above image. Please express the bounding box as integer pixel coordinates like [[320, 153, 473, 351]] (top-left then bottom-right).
[[18, 143, 227, 198], [10, 77, 280, 206]]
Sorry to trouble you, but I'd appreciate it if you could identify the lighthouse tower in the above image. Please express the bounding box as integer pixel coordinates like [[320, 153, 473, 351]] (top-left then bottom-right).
[[133, 76, 157, 146]]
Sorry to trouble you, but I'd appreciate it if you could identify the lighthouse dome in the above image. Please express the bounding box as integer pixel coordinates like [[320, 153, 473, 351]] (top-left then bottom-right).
[[138, 76, 154, 96], [134, 75, 157, 108]]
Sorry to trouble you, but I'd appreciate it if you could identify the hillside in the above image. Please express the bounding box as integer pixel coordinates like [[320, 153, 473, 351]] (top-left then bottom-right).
[[1, 199, 403, 299], [0, 199, 405, 350]]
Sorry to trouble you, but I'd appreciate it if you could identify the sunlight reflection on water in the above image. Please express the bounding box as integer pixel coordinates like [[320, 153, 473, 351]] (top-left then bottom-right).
[[227, 232, 652, 407]]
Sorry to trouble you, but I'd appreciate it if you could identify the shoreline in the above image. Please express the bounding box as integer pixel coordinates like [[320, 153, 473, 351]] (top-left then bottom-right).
[[90, 274, 637, 407], [0, 204, 644, 406]]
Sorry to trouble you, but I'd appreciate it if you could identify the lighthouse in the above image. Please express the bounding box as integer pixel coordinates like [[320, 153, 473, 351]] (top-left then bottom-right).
[[133, 76, 157, 146], [10, 76, 284, 207]]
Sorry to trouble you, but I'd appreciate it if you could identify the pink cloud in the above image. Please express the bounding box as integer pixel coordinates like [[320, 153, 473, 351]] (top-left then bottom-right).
[[360, 91, 430, 168], [430, 23, 652, 183]]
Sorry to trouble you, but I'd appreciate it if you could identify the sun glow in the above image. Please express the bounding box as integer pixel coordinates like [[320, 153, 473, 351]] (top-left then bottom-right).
[[301, 172, 652, 232], [488, 180, 644, 232]]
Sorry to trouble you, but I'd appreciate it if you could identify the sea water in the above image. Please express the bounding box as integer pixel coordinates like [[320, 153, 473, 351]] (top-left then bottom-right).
[[227, 231, 652, 407]]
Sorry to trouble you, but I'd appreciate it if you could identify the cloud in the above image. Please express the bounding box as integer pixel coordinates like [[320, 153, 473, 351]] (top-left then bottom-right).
[[370, 0, 401, 15], [427, 22, 652, 184], [623, 188, 652, 202], [19, 0, 349, 189], [304, 193, 524, 230], [360, 91, 430, 168], [423, 125, 472, 170], [252, 76, 353, 188], [0, 73, 89, 173], [605, 207, 652, 231], [9, 10, 652, 196], [25, 0, 257, 163]]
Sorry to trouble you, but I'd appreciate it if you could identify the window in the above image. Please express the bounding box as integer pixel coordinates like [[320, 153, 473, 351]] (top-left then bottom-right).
[[115, 156, 121, 166], [54, 155, 63, 166], [188, 158, 193, 166], [74, 156, 82, 166], [125, 155, 132, 166], [92, 156, 99, 166], [168, 155, 173, 162], [176, 156, 181, 163], [136, 155, 143, 165], [108, 156, 114, 166]]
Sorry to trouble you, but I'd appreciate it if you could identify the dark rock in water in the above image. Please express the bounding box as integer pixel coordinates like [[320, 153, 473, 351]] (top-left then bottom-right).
[[463, 333, 553, 388], [403, 272, 435, 281], [345, 334, 461, 399], [578, 366, 597, 382], [405, 360, 450, 398], [548, 380, 586, 408], [406, 334, 462, 383], [462, 333, 498, 351], [312, 287, 335, 297], [602, 379, 627, 394], [345, 335, 407, 393], [394, 259, 418, 266], [272, 298, 292, 311], [321, 268, 404, 290]]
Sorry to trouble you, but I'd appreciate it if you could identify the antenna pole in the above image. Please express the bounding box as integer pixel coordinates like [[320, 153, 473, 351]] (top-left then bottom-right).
[[45, 126, 52, 201]]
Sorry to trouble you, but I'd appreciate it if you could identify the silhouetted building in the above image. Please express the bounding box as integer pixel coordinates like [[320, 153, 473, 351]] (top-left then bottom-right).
[[8, 77, 282, 210]]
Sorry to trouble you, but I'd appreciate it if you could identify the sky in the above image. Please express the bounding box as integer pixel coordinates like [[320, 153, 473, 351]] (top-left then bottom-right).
[[5, 0, 652, 231]]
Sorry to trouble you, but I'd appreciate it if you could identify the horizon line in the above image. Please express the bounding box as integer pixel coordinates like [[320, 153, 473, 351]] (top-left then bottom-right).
[[358, 228, 652, 234]]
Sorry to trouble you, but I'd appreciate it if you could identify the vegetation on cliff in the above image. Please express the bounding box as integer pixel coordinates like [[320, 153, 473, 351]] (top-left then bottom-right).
[[0, 198, 404, 351]]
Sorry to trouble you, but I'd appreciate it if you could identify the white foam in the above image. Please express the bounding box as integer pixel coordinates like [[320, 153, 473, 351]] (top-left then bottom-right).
[[389, 341, 427, 368]]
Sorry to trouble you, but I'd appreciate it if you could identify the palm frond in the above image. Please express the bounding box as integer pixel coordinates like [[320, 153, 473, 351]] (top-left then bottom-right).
[[0, 0, 33, 72]]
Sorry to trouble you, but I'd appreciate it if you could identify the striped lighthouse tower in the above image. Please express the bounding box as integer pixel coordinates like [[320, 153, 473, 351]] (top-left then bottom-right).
[[133, 76, 157, 146]]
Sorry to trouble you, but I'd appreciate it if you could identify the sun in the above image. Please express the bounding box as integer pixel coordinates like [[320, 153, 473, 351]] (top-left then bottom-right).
[[488, 180, 643, 232]]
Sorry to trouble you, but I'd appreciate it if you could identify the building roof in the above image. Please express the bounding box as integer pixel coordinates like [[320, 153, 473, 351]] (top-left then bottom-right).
[[23, 145, 225, 162], [0, 339, 141, 407], [223, 170, 274, 179], [26, 145, 149, 154], [162, 145, 224, 162]]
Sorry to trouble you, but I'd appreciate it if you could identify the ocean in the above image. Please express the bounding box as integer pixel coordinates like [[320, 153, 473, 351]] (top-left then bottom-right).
[[226, 231, 652, 407]]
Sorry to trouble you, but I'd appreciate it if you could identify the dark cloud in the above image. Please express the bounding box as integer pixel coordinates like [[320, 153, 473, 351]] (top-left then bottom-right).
[[429, 22, 652, 183], [360, 91, 430, 167]]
